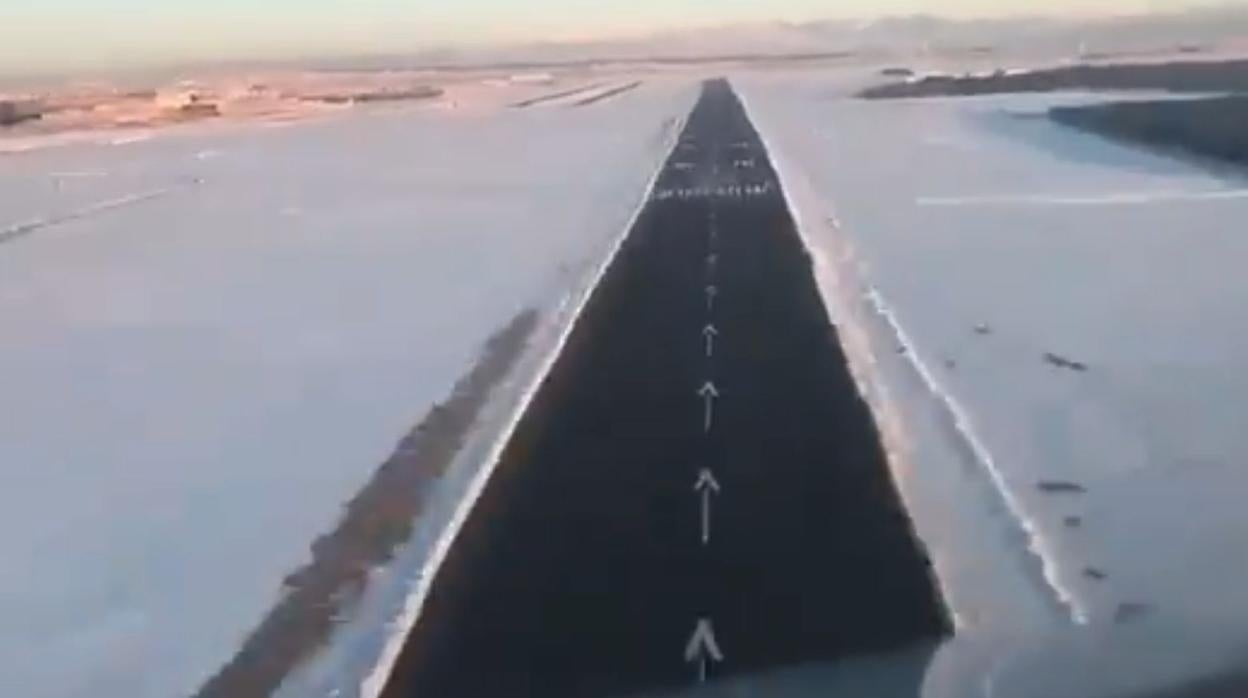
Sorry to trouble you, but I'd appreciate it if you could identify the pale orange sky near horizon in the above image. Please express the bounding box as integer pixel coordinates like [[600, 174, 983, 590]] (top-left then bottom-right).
[[0, 0, 1237, 74]]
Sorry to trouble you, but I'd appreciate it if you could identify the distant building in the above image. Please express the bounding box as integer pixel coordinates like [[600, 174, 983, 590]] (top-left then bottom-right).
[[178, 102, 221, 118], [155, 89, 202, 110], [154, 89, 220, 120], [0, 99, 43, 127]]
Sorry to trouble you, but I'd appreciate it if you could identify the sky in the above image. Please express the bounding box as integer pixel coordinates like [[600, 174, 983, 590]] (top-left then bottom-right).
[[0, 0, 1231, 75]]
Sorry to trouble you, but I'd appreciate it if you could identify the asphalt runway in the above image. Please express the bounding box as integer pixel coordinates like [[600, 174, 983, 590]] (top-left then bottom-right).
[[381, 79, 949, 698]]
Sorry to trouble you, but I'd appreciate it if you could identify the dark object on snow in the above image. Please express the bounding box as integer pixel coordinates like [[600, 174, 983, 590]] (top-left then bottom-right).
[[943, 358, 957, 370], [973, 323, 992, 336], [1037, 480, 1087, 494], [1064, 515, 1083, 528], [1083, 567, 1108, 581], [881, 67, 915, 78], [1044, 352, 1088, 372], [1114, 601, 1154, 624]]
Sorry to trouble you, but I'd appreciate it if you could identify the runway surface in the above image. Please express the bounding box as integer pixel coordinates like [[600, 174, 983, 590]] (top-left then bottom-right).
[[380, 79, 949, 697]]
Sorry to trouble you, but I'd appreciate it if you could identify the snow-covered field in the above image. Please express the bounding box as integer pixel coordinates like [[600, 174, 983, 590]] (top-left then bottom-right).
[[0, 79, 694, 698], [14, 60, 1248, 695], [740, 73, 1248, 637]]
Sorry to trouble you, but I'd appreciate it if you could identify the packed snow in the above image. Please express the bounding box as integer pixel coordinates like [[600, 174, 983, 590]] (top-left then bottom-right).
[[739, 73, 1248, 637], [0, 79, 695, 698]]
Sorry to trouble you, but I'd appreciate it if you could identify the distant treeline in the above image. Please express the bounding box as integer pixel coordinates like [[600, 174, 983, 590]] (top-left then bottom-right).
[[1050, 95, 1248, 166], [860, 59, 1248, 99]]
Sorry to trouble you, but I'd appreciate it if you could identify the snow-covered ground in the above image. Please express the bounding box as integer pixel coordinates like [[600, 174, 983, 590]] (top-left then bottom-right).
[[16, 61, 1248, 695], [740, 73, 1248, 637], [0, 78, 694, 698]]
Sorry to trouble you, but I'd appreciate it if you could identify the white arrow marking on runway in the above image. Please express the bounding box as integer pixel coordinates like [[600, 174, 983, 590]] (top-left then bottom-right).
[[693, 468, 721, 544], [698, 381, 719, 433], [706, 251, 717, 274], [702, 323, 719, 357], [684, 618, 724, 683], [705, 284, 717, 311]]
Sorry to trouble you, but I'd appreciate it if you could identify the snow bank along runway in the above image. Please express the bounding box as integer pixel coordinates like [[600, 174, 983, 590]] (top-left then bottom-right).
[[379, 80, 950, 697]]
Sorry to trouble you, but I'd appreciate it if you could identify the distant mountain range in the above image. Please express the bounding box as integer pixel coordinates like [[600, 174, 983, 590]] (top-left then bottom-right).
[[313, 6, 1248, 71]]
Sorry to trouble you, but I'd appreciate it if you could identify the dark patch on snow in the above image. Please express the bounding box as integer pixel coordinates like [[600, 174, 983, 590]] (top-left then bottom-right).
[[1043, 352, 1089, 372], [1051, 95, 1248, 172], [1114, 601, 1155, 624], [573, 81, 643, 107], [880, 67, 915, 78], [194, 309, 539, 698], [510, 83, 604, 109], [1037, 480, 1087, 494]]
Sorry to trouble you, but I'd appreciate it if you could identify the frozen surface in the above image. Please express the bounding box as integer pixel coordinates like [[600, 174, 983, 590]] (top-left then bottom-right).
[[740, 74, 1248, 635], [0, 80, 695, 698]]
